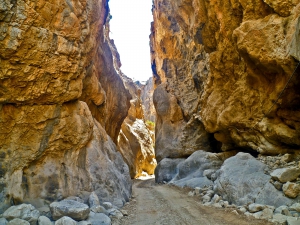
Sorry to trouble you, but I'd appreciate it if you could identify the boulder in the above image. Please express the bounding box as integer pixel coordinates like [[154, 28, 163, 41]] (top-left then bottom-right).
[[290, 203, 300, 212], [50, 200, 90, 221], [54, 217, 77, 225], [37, 216, 53, 225], [88, 192, 100, 208], [271, 167, 300, 183], [0, 218, 8, 225], [287, 217, 300, 225], [102, 202, 113, 210], [155, 158, 185, 183], [283, 182, 300, 198], [3, 204, 39, 225], [87, 212, 111, 225], [214, 153, 293, 207], [271, 214, 288, 225], [248, 203, 265, 213], [7, 218, 30, 225]]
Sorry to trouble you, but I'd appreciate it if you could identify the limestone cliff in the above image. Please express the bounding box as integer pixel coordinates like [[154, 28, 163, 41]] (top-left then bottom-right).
[[118, 77, 157, 178], [0, 0, 131, 213], [151, 0, 300, 160]]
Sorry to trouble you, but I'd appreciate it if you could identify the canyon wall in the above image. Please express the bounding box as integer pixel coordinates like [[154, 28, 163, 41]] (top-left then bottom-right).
[[151, 0, 300, 161], [0, 0, 132, 212], [118, 77, 157, 178]]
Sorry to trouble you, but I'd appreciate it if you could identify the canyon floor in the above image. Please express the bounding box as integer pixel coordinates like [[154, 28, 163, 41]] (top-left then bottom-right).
[[117, 178, 274, 225]]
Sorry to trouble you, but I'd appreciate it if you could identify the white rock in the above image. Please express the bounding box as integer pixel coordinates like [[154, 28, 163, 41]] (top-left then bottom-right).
[[287, 216, 300, 225], [0, 218, 8, 225], [3, 204, 40, 225], [54, 216, 77, 225], [271, 214, 288, 225], [239, 207, 247, 213], [248, 203, 265, 213], [38, 216, 53, 225], [194, 187, 201, 195], [7, 218, 30, 225], [290, 203, 300, 212], [102, 202, 113, 210]]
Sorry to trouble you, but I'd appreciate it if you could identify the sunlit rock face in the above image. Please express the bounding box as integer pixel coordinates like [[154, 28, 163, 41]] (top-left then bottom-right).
[[141, 78, 156, 123], [0, 0, 131, 212], [151, 0, 300, 158], [118, 77, 157, 178]]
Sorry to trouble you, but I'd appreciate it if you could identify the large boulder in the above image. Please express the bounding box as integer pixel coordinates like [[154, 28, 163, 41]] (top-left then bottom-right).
[[154, 158, 185, 183], [214, 153, 294, 207], [54, 217, 77, 225], [3, 204, 39, 225], [87, 212, 111, 225], [50, 200, 90, 221], [7, 219, 30, 225]]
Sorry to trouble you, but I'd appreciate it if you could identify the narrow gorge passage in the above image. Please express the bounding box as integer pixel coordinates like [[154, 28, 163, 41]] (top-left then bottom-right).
[[117, 179, 273, 225]]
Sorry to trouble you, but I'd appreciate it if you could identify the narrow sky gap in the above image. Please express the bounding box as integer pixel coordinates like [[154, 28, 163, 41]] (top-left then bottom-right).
[[109, 0, 153, 82]]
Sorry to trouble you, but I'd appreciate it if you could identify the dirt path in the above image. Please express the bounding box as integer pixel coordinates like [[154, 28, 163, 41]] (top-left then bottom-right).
[[117, 178, 274, 225]]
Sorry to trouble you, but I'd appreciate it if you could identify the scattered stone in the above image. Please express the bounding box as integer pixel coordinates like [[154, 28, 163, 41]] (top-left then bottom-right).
[[107, 208, 123, 219], [271, 214, 288, 225], [50, 200, 90, 221], [91, 206, 107, 215], [7, 218, 30, 225], [271, 167, 300, 183], [253, 208, 273, 220], [248, 203, 265, 213], [211, 194, 221, 203], [54, 216, 77, 225], [276, 205, 290, 214], [87, 212, 111, 225], [194, 187, 201, 195], [282, 154, 293, 163], [287, 216, 300, 225], [77, 222, 92, 225], [290, 203, 300, 212], [203, 169, 216, 179], [102, 202, 113, 210], [89, 192, 100, 208], [283, 182, 300, 198], [3, 204, 40, 225], [202, 195, 211, 203], [188, 191, 195, 196], [238, 207, 247, 213], [38, 216, 52, 225], [274, 181, 283, 191], [0, 218, 8, 225], [120, 210, 128, 216], [223, 201, 229, 208]]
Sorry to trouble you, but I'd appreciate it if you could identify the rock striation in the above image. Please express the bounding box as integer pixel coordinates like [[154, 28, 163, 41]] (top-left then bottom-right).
[[151, 0, 300, 158], [0, 0, 132, 213]]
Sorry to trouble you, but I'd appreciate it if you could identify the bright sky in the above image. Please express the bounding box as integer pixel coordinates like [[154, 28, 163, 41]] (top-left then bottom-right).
[[109, 0, 153, 82]]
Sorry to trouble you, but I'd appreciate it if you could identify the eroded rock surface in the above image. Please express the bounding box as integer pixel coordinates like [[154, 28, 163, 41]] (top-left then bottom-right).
[[0, 0, 131, 214], [118, 77, 157, 178], [151, 0, 300, 159]]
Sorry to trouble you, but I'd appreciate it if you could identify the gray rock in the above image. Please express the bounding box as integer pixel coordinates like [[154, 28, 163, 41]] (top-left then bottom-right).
[[154, 158, 185, 183], [211, 194, 221, 203], [50, 200, 90, 221], [290, 203, 300, 212], [239, 207, 247, 213], [202, 195, 212, 203], [87, 212, 111, 225], [214, 153, 293, 207], [170, 151, 224, 188], [248, 203, 265, 213], [91, 206, 107, 215], [38, 216, 53, 225], [102, 202, 112, 210], [0, 218, 8, 225], [271, 214, 288, 225], [271, 167, 300, 183], [78, 222, 92, 225], [65, 196, 84, 204], [3, 204, 40, 225], [287, 216, 300, 225], [7, 218, 30, 225], [54, 216, 77, 225], [252, 208, 273, 220], [283, 182, 300, 198], [203, 169, 216, 179], [276, 205, 290, 214], [274, 181, 283, 191], [89, 193, 100, 208]]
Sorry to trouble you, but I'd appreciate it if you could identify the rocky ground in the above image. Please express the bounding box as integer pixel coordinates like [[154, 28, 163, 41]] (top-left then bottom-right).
[[117, 178, 273, 225]]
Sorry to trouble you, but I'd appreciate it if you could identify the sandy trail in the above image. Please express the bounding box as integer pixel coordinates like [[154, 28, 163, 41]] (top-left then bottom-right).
[[117, 178, 273, 225]]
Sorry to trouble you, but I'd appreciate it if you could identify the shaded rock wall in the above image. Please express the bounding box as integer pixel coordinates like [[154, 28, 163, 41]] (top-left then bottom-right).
[[141, 77, 156, 123], [151, 0, 300, 158], [0, 0, 131, 212], [118, 77, 157, 178]]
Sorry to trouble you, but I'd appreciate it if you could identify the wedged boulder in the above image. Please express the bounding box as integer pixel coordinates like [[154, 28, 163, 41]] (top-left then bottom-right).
[[3, 204, 39, 225], [271, 167, 300, 183], [54, 217, 77, 225], [214, 153, 293, 207], [154, 158, 185, 183], [50, 200, 90, 221]]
